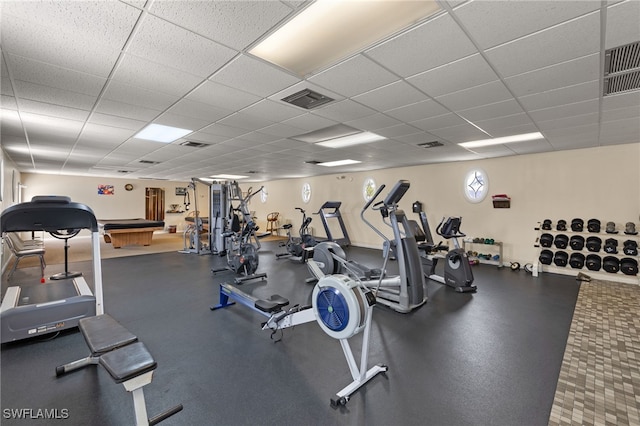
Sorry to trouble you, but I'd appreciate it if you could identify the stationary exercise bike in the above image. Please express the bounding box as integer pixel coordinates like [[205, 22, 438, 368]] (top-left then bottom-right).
[[212, 187, 266, 284], [412, 202, 476, 293], [308, 180, 428, 313], [275, 207, 317, 262]]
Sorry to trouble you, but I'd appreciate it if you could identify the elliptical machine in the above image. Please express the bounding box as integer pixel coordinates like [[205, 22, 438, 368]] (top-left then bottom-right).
[[276, 208, 317, 262], [212, 186, 267, 284], [308, 180, 427, 313], [412, 202, 476, 293]]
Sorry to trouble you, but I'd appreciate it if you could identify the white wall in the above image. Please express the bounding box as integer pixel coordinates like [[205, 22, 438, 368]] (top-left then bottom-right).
[[19, 174, 192, 231], [5, 143, 639, 267], [251, 144, 640, 266]]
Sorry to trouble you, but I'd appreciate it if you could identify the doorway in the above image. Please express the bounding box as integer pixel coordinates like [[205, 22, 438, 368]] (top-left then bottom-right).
[[145, 188, 165, 221]]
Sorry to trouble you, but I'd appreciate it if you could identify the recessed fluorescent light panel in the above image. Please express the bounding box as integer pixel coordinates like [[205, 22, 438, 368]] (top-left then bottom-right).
[[318, 159, 361, 167], [458, 132, 544, 149], [317, 131, 386, 148], [249, 0, 441, 76], [134, 124, 192, 143], [210, 174, 248, 180]]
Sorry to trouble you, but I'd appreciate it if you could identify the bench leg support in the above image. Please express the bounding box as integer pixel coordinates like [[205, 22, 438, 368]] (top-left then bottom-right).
[[56, 356, 99, 376]]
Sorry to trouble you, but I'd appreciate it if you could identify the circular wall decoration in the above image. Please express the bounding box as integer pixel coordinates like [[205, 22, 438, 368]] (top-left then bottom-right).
[[463, 169, 489, 203], [124, 183, 134, 191], [260, 187, 268, 203], [363, 178, 376, 201], [302, 183, 311, 204]]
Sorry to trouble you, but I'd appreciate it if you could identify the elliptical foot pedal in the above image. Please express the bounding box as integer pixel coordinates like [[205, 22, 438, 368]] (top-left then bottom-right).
[[576, 272, 591, 282]]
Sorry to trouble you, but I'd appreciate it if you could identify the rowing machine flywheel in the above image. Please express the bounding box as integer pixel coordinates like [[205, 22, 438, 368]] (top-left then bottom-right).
[[312, 274, 369, 340]]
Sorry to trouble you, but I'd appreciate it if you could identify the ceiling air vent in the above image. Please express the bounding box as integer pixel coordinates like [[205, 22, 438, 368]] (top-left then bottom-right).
[[418, 141, 443, 148], [282, 89, 334, 110], [139, 160, 160, 165], [305, 160, 322, 165], [604, 41, 640, 96], [180, 141, 208, 148], [117, 170, 132, 173]]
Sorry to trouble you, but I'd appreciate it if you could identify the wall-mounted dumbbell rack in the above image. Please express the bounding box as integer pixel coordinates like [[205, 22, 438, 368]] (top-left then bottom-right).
[[533, 220, 639, 285]]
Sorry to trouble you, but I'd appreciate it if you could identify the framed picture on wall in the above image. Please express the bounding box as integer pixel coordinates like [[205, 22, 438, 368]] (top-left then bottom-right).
[[98, 184, 114, 195], [175, 187, 187, 195]]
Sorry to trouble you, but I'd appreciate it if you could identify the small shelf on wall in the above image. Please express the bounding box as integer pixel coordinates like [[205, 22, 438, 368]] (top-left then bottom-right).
[[492, 194, 510, 208]]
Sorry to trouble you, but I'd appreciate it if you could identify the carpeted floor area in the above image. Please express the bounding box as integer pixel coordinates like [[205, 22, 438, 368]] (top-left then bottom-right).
[[549, 279, 640, 426], [7, 232, 287, 268]]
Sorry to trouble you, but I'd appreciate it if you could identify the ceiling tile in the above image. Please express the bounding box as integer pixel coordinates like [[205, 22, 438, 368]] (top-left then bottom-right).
[[13, 80, 97, 110], [281, 114, 338, 132], [149, 0, 294, 51], [602, 91, 640, 111], [95, 98, 162, 121], [505, 54, 600, 97], [605, 0, 640, 49], [312, 99, 377, 122], [410, 113, 467, 132], [454, 1, 600, 50], [385, 99, 450, 123], [518, 80, 599, 111], [187, 80, 262, 111], [485, 12, 601, 78], [428, 123, 489, 143], [88, 112, 146, 131], [113, 54, 203, 97], [345, 113, 402, 131], [18, 99, 90, 122], [166, 98, 233, 122], [529, 99, 599, 122], [210, 54, 300, 98], [154, 112, 213, 132], [7, 54, 106, 96], [474, 113, 537, 136], [308, 54, 399, 97], [458, 99, 524, 122], [536, 112, 600, 131], [128, 14, 237, 78], [102, 81, 180, 110], [1, 1, 140, 76], [408, 54, 499, 98], [374, 124, 423, 139], [241, 99, 305, 122], [353, 81, 430, 112], [217, 112, 276, 131], [436, 80, 514, 112], [366, 13, 478, 78]]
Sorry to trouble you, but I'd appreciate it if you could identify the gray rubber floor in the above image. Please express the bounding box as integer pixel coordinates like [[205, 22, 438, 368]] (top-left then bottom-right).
[[1, 241, 579, 425]]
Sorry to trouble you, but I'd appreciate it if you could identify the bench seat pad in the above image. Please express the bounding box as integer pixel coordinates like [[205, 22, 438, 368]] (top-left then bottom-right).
[[79, 315, 137, 356], [99, 341, 157, 384]]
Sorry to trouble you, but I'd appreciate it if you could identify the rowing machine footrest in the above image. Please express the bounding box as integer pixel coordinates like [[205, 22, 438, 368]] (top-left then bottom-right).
[[254, 295, 289, 313], [99, 342, 157, 384], [79, 314, 138, 356]]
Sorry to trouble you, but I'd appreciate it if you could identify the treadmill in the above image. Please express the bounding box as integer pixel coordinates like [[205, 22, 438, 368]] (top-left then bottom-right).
[[1, 196, 104, 343]]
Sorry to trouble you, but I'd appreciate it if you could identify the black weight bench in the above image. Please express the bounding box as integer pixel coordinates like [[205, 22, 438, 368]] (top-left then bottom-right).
[[56, 314, 183, 425]]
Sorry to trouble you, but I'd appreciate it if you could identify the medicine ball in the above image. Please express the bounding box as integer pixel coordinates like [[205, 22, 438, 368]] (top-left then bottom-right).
[[586, 236, 602, 252], [554, 251, 569, 267], [554, 234, 569, 249], [602, 256, 619, 273], [557, 220, 568, 231], [540, 233, 554, 248], [606, 222, 618, 234], [620, 258, 638, 276], [569, 235, 585, 250], [586, 254, 602, 271], [541, 219, 552, 231], [570, 218, 583, 232], [623, 240, 638, 256], [603, 238, 618, 254], [587, 218, 601, 233], [569, 252, 585, 269], [539, 249, 553, 265]]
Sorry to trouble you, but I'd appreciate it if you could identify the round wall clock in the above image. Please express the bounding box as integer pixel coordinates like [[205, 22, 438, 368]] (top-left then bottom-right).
[[125, 184, 134, 191]]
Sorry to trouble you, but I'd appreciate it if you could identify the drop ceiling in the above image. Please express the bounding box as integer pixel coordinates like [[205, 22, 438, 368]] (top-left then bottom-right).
[[1, 0, 639, 182]]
